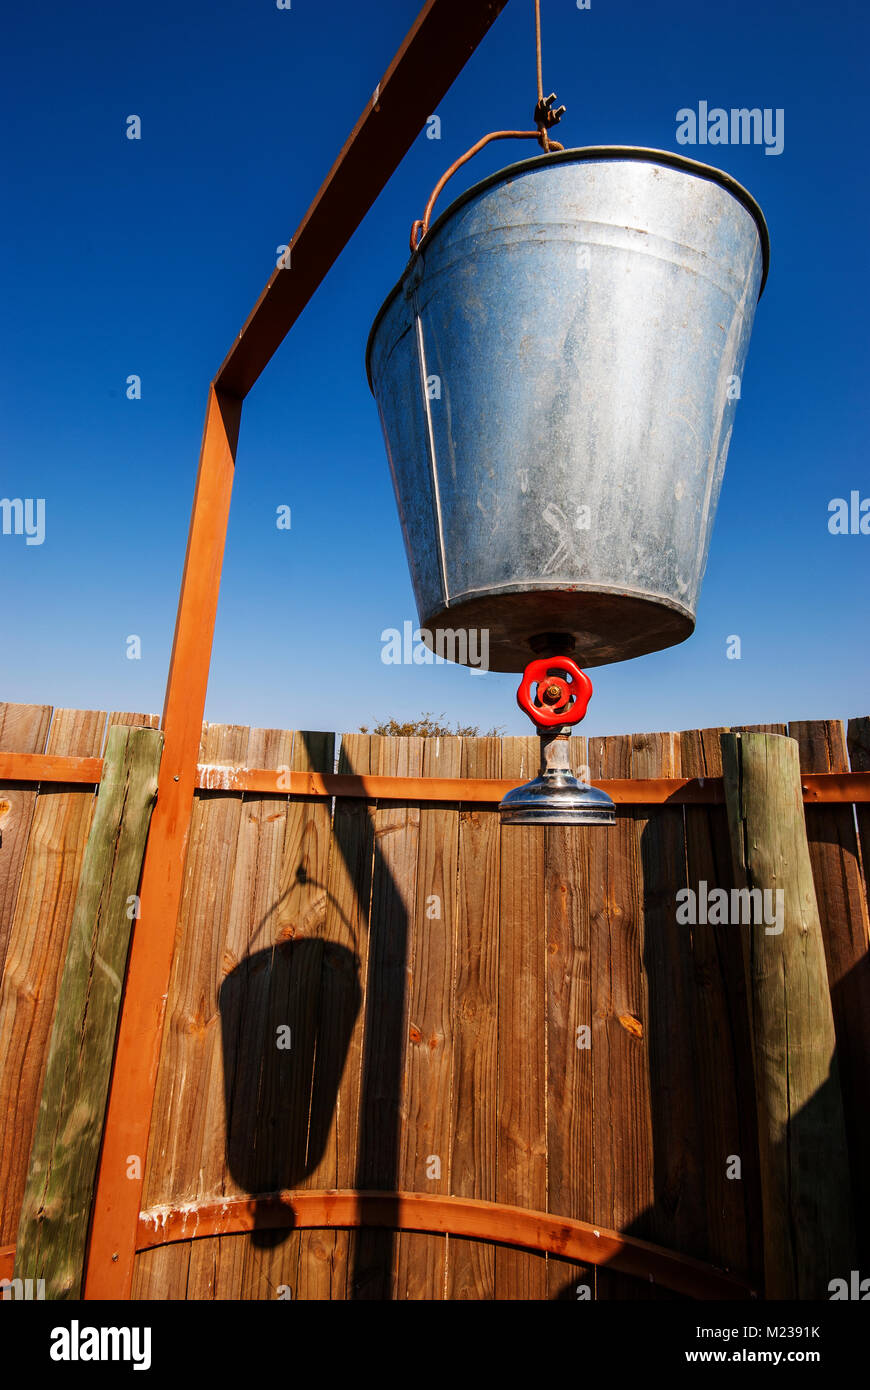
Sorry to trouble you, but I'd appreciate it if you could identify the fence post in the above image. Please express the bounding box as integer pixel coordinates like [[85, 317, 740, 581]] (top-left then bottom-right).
[[721, 730, 855, 1298], [14, 724, 162, 1298]]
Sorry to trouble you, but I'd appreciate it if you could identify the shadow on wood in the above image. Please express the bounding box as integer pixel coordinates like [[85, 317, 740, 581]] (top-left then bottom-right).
[[220, 937, 361, 1248]]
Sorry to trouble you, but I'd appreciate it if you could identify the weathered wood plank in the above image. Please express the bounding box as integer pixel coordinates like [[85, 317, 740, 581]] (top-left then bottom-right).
[[395, 735, 461, 1299], [0, 708, 106, 1245], [0, 702, 53, 981], [678, 726, 762, 1288], [211, 724, 297, 1301], [135, 722, 250, 1305], [585, 731, 655, 1300], [187, 1232, 248, 1300], [0, 702, 54, 751], [147, 721, 252, 1201], [132, 1243, 192, 1300], [721, 730, 855, 1298], [251, 728, 335, 1301], [186, 726, 294, 1300], [632, 731, 707, 1293], [733, 724, 788, 735], [320, 733, 375, 1300], [14, 725, 162, 1297], [446, 736, 500, 1301], [545, 733, 595, 1301], [496, 735, 547, 1300], [788, 719, 870, 1267], [106, 712, 161, 733], [351, 734, 423, 1299]]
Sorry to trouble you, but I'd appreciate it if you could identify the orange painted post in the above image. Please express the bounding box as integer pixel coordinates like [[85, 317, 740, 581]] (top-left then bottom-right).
[[84, 385, 241, 1298]]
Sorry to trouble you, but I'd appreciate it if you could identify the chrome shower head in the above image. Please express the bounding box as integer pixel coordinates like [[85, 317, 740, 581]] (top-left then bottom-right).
[[498, 763, 616, 825], [499, 727, 616, 826]]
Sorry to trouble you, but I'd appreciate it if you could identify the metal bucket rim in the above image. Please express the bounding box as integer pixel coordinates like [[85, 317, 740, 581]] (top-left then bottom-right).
[[366, 144, 770, 390]]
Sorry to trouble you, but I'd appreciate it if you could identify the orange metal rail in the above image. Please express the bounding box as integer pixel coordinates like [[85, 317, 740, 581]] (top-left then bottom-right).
[[133, 1190, 753, 1300], [2, 751, 868, 804], [2, 1197, 754, 1299]]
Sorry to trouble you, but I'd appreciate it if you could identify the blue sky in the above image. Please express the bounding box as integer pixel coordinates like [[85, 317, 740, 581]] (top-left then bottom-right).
[[2, 0, 867, 738]]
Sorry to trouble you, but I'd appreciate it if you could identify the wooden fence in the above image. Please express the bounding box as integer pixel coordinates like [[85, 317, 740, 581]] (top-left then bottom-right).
[[1, 702, 868, 1299]]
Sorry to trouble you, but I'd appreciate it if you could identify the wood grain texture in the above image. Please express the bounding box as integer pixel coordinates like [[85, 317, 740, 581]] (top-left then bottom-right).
[[15, 725, 162, 1297], [319, 733, 375, 1300], [351, 734, 423, 1299], [191, 725, 293, 1301], [678, 726, 762, 1288], [722, 731, 855, 1298], [105, 713, 161, 733], [446, 736, 500, 1300], [132, 1244, 192, 1300], [0, 703, 52, 981], [0, 708, 106, 1245], [259, 728, 335, 1302], [633, 731, 705, 1292], [133, 723, 250, 1299], [496, 735, 547, 1299], [790, 719, 870, 1264], [395, 735, 461, 1299], [545, 734, 595, 1301], [586, 732, 655, 1299], [186, 1232, 248, 1300]]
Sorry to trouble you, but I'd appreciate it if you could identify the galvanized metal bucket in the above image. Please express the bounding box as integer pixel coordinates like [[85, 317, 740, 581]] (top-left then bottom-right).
[[367, 146, 769, 673]]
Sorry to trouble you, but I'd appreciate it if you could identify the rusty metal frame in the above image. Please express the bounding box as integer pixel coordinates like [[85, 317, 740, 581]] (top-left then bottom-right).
[[82, 0, 511, 1301], [3, 1189, 755, 1299], [132, 1191, 753, 1300]]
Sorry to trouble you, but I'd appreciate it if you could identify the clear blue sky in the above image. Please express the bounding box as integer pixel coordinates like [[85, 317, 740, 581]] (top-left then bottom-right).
[[2, 0, 867, 738]]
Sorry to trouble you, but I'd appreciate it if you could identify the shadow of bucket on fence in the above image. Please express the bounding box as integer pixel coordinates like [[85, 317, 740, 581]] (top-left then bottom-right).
[[215, 729, 408, 1290], [219, 936, 361, 1248]]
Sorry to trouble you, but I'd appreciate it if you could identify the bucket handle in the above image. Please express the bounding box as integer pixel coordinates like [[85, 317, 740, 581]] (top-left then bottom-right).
[[410, 128, 564, 253]]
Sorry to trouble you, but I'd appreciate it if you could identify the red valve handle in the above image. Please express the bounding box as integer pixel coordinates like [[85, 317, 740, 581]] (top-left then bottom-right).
[[516, 656, 594, 729]]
